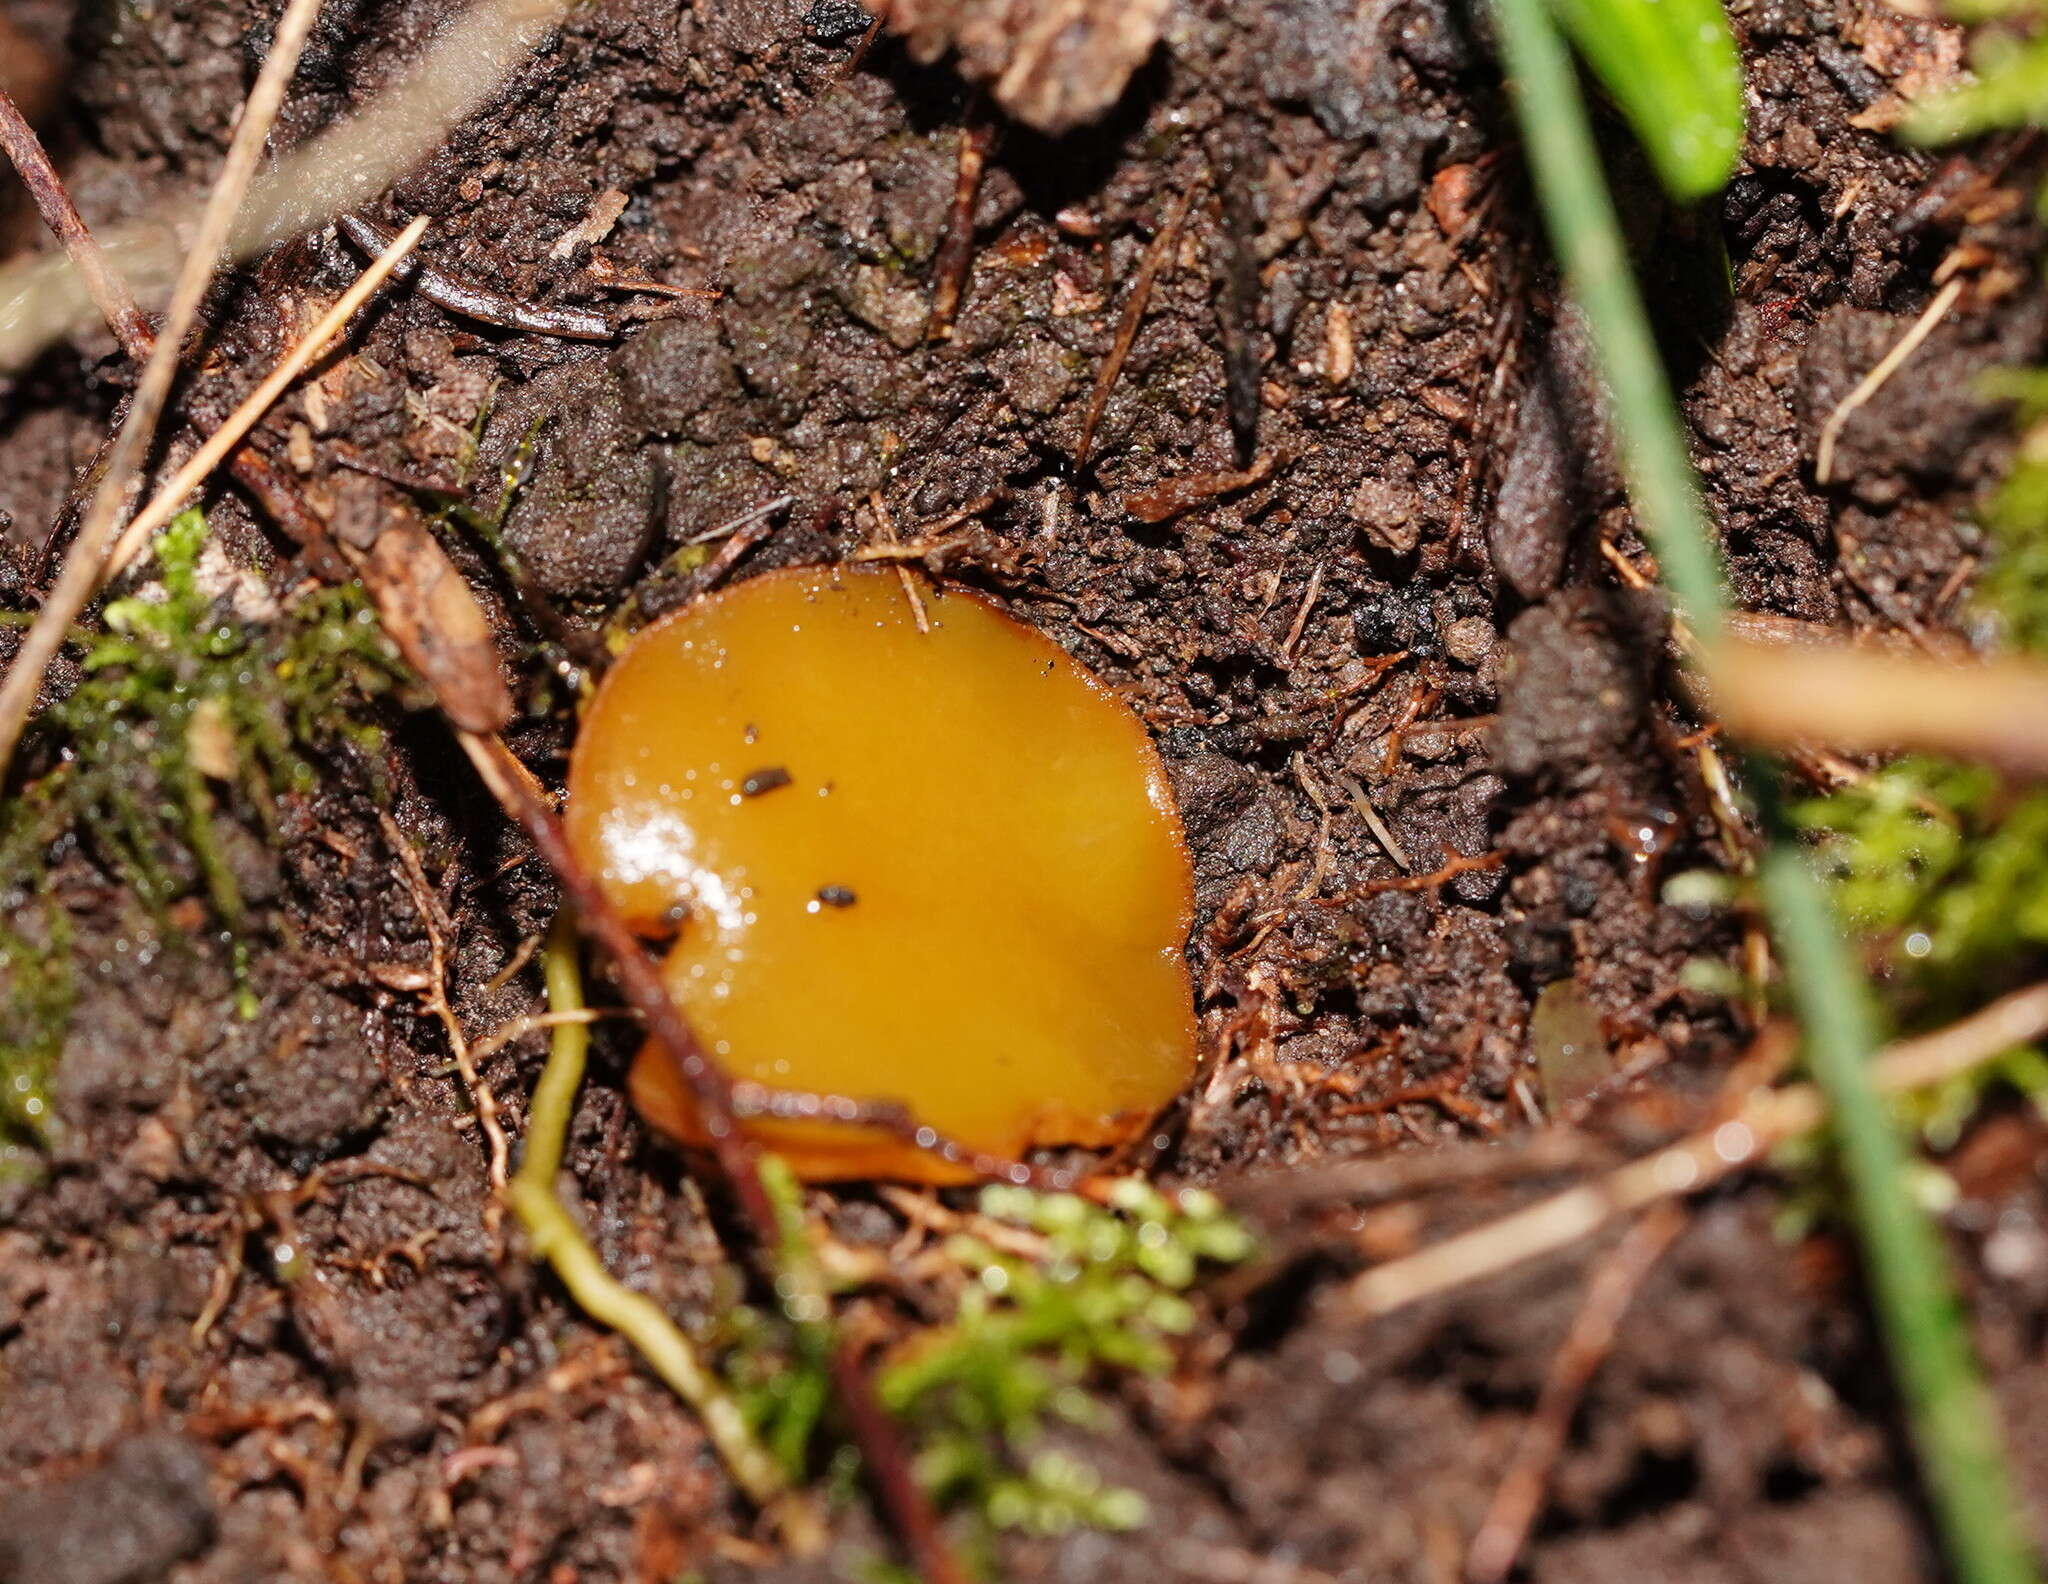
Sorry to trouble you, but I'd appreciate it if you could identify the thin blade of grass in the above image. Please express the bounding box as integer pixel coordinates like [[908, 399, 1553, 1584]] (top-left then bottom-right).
[[1542, 0, 1744, 200], [1490, 0, 1728, 638], [1489, 0, 2042, 1578], [1761, 842, 2041, 1584]]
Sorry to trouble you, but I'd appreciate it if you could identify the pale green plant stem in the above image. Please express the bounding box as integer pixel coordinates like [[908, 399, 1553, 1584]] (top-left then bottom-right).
[[506, 915, 802, 1523]]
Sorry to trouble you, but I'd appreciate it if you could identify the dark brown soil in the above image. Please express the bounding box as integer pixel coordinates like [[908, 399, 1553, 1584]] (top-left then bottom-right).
[[4, 0, 2047, 1578]]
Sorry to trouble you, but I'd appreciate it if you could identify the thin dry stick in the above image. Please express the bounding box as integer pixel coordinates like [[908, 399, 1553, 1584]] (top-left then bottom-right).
[[868, 490, 929, 634], [925, 114, 993, 341], [467, 1005, 615, 1066], [1074, 190, 1192, 468], [1344, 980, 2048, 1319], [100, 216, 428, 581], [0, 0, 327, 782], [382, 811, 512, 1204], [1, 92, 346, 573], [1704, 634, 2048, 777], [1463, 1203, 1687, 1584], [1815, 277, 1963, 483], [0, 88, 151, 354], [1333, 766, 1412, 872]]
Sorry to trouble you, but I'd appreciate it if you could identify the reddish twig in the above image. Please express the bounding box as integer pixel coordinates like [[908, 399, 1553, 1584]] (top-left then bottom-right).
[[0, 90, 153, 355], [1074, 190, 1192, 469], [1316, 848, 1503, 907], [926, 113, 994, 341], [1464, 1204, 1686, 1583], [842, 12, 884, 76], [1122, 453, 1273, 524]]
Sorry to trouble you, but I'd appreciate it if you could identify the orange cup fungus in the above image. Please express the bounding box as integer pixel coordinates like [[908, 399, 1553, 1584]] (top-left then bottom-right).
[[564, 564, 1198, 1182]]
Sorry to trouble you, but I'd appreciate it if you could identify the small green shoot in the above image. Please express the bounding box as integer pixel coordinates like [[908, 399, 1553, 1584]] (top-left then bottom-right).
[[876, 1180, 1254, 1536], [510, 918, 801, 1519], [0, 912, 70, 1174], [0, 508, 412, 1148], [1543, 0, 1745, 201]]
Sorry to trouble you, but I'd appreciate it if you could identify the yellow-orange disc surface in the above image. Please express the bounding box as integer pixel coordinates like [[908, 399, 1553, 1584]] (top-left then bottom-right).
[[565, 564, 1197, 1181]]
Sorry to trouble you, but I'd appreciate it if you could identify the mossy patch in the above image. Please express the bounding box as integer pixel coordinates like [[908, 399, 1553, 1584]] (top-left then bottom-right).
[[0, 509, 414, 1158], [722, 1165, 1254, 1545]]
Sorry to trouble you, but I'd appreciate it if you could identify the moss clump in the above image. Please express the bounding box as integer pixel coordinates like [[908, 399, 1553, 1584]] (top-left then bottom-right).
[[724, 1170, 1253, 1544], [877, 1179, 1253, 1536], [1795, 760, 2048, 994], [720, 1163, 1253, 1540], [0, 508, 414, 1152]]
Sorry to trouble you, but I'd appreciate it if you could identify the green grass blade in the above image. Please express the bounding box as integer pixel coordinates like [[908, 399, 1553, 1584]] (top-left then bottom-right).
[[1542, 0, 1745, 200], [1491, 0, 2042, 1577], [1762, 844, 2041, 1584], [1491, 0, 1729, 634]]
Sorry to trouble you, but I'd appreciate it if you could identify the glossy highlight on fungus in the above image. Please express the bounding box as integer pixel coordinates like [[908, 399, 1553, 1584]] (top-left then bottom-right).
[[565, 564, 1198, 1181]]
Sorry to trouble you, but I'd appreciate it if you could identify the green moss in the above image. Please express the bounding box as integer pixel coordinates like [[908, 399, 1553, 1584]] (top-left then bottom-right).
[[1794, 759, 2048, 1139], [1795, 760, 2048, 991], [876, 1179, 1251, 1537], [712, 1163, 1245, 1540], [1972, 380, 2048, 654], [0, 509, 414, 1151], [721, 1172, 1252, 1545]]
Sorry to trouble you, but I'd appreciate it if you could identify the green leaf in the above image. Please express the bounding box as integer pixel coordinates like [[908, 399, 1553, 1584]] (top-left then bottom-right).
[[1543, 0, 1746, 200]]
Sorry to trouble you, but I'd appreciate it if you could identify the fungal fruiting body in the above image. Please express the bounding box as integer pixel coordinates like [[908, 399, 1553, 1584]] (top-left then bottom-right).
[[565, 564, 1197, 1182]]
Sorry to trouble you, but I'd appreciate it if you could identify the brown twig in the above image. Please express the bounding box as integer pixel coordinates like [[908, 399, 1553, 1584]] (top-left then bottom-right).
[[338, 213, 616, 341], [1074, 190, 1191, 469], [1331, 766, 1412, 872], [842, 12, 884, 77], [0, 89, 153, 355], [846, 494, 999, 562], [0, 0, 327, 782], [926, 114, 993, 341], [1463, 1204, 1687, 1583], [1316, 847, 1500, 907], [1280, 560, 1326, 663], [868, 491, 930, 634], [1122, 453, 1274, 524]]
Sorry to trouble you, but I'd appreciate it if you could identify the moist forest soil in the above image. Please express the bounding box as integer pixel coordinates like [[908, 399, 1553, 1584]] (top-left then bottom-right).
[[4, 0, 2048, 1579]]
